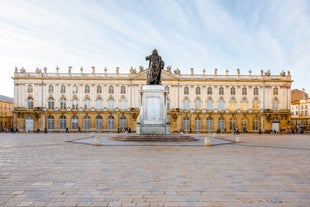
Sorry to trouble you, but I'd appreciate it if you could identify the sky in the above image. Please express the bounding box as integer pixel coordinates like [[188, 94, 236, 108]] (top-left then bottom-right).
[[0, 0, 309, 98]]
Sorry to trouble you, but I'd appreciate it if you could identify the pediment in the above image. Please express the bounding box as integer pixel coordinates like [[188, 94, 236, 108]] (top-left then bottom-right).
[[131, 69, 178, 81]]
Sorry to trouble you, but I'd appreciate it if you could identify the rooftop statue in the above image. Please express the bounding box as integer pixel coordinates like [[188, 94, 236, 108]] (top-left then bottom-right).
[[145, 49, 164, 85]]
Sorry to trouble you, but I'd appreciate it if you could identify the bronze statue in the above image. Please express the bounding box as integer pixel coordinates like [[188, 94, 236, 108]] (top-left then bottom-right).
[[145, 49, 164, 85]]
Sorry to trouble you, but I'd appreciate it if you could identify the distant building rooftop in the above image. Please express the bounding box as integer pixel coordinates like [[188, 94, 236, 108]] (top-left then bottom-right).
[[0, 95, 14, 103]]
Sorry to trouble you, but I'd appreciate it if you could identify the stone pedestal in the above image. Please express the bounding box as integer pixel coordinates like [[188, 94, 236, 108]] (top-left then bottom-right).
[[136, 85, 170, 135]]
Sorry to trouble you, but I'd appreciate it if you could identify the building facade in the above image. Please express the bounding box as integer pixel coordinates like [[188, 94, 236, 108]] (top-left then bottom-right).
[[291, 89, 310, 133], [13, 67, 292, 133], [0, 95, 14, 131]]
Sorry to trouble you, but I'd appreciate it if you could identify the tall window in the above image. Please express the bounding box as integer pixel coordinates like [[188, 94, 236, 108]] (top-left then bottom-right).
[[206, 117, 213, 131], [206, 98, 213, 110], [253, 117, 259, 130], [109, 86, 114, 93], [108, 115, 114, 130], [273, 87, 278, 95], [183, 98, 190, 110], [48, 97, 54, 109], [120, 116, 126, 131], [120, 97, 126, 110], [96, 97, 102, 109], [48, 85, 53, 92], [194, 117, 201, 131], [219, 87, 224, 95], [84, 97, 91, 109], [230, 117, 236, 130], [72, 97, 78, 110], [60, 97, 66, 109], [194, 98, 201, 110], [254, 87, 259, 95], [241, 98, 248, 110], [207, 87, 212, 95], [108, 97, 114, 110], [97, 85, 102, 93], [196, 87, 201, 95], [218, 117, 225, 131], [27, 97, 33, 109], [218, 98, 225, 110], [121, 86, 126, 94], [85, 85, 90, 93], [272, 98, 279, 110], [241, 118, 248, 131], [183, 116, 190, 131], [27, 85, 33, 93], [252, 98, 259, 111], [60, 115, 66, 129], [47, 116, 54, 129], [72, 85, 78, 93], [229, 98, 236, 110], [230, 87, 236, 95], [84, 115, 90, 130], [72, 115, 78, 129], [61, 85, 66, 93], [184, 86, 189, 95], [242, 87, 247, 95], [96, 115, 102, 129]]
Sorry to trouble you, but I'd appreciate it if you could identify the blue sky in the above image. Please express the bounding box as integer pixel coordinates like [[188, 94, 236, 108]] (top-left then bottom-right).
[[0, 0, 309, 97]]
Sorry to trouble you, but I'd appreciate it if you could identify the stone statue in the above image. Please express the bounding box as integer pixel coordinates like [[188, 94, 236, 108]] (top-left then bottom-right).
[[145, 49, 164, 85]]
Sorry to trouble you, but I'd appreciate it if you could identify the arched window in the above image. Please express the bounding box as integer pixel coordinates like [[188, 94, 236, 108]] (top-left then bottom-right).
[[48, 97, 54, 109], [230, 87, 236, 95], [59, 115, 66, 129], [109, 86, 114, 93], [230, 117, 236, 130], [84, 115, 90, 130], [219, 87, 224, 95], [183, 116, 190, 131], [184, 86, 189, 95], [27, 97, 33, 109], [229, 98, 236, 110], [242, 87, 247, 95], [194, 116, 201, 131], [108, 115, 114, 130], [72, 85, 78, 93], [194, 98, 201, 110], [272, 98, 279, 110], [207, 87, 212, 95], [120, 97, 126, 110], [253, 117, 259, 130], [241, 117, 248, 131], [206, 98, 213, 110], [120, 116, 126, 131], [84, 97, 91, 109], [241, 98, 248, 110], [183, 98, 190, 110], [97, 85, 102, 93], [218, 98, 225, 110], [27, 85, 33, 93], [121, 86, 126, 94], [196, 87, 201, 95], [48, 85, 54, 92], [72, 97, 78, 110], [273, 87, 278, 95], [206, 117, 213, 131], [96, 115, 102, 129], [218, 117, 225, 131], [253, 87, 259, 95], [61, 85, 66, 93], [85, 85, 90, 93], [60, 97, 67, 109], [108, 97, 114, 110], [72, 115, 78, 129], [47, 115, 54, 129], [252, 98, 259, 111], [96, 97, 102, 109]]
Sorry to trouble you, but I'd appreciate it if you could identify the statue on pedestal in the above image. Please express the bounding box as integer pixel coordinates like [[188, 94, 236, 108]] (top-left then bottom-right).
[[145, 49, 164, 85]]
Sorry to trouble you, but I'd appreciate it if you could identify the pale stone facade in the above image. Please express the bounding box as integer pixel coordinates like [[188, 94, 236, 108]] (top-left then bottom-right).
[[291, 89, 310, 132], [13, 67, 292, 133], [0, 95, 14, 130]]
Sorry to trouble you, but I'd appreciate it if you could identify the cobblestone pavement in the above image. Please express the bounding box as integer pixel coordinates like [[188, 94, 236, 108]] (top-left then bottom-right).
[[0, 133, 309, 207]]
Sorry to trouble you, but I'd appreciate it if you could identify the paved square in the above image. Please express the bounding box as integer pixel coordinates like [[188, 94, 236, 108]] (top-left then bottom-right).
[[0, 133, 309, 207]]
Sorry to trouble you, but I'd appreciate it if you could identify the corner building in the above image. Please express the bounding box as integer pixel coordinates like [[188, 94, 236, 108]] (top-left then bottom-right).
[[13, 67, 292, 133]]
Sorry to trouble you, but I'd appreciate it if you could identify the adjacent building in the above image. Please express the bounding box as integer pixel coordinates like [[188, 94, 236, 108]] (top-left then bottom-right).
[[0, 95, 14, 131], [13, 66, 292, 133], [291, 89, 310, 133]]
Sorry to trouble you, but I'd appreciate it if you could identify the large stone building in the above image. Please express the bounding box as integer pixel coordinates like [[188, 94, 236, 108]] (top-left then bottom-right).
[[291, 89, 310, 133], [13, 66, 292, 133], [0, 95, 14, 131]]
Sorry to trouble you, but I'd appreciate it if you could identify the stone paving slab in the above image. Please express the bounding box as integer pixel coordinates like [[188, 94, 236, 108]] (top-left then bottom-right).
[[0, 133, 309, 207]]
